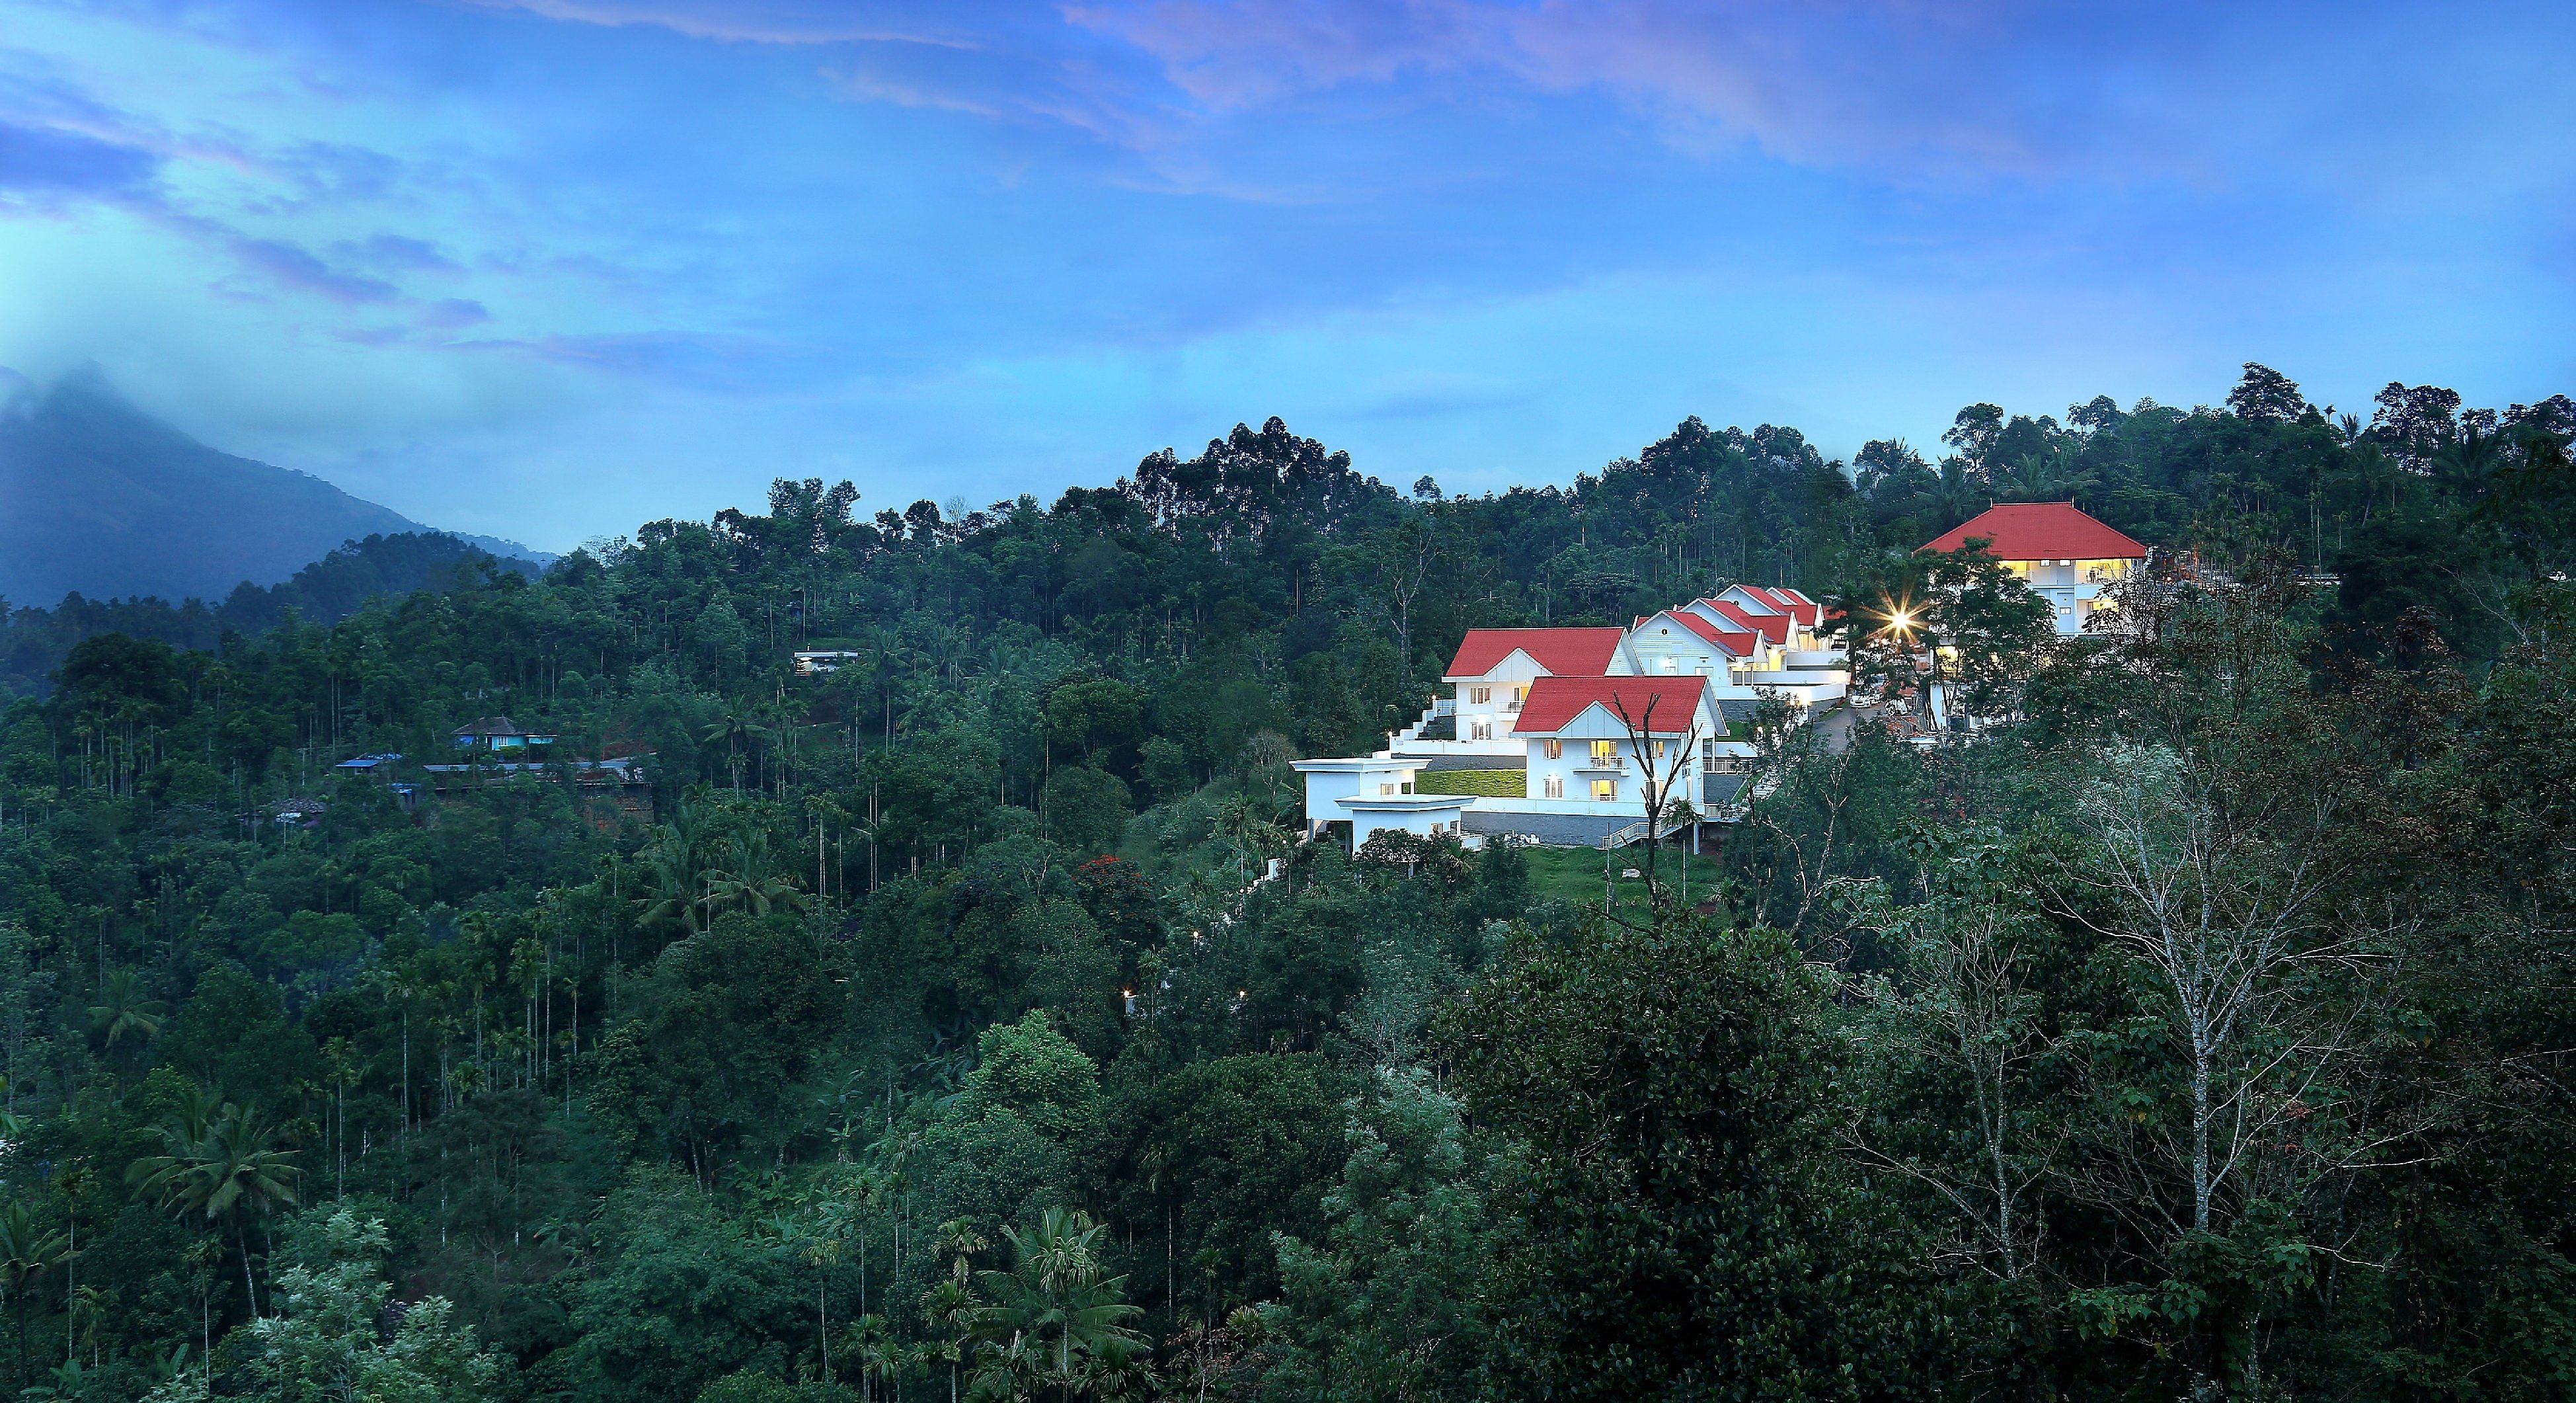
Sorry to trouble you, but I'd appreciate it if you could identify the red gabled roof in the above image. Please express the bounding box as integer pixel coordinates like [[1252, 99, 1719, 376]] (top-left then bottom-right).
[[1443, 627, 1627, 680], [1742, 586, 1820, 628], [1652, 610, 1755, 657], [1922, 502, 2147, 561], [1512, 677, 1711, 735], [1703, 598, 1789, 645], [1705, 591, 1781, 618]]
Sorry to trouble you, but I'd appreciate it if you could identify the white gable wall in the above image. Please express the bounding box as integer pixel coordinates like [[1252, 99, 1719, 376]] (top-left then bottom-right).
[[1450, 641, 1639, 741], [1627, 614, 1728, 681]]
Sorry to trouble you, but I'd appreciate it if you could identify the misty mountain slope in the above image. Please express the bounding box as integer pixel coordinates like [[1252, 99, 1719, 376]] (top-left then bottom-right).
[[0, 373, 540, 606]]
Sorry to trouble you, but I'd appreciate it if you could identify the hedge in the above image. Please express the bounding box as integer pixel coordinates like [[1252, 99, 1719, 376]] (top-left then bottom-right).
[[1415, 768, 1527, 797]]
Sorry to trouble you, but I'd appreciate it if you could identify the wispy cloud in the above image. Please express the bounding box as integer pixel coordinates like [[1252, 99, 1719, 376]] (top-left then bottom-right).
[[0, 115, 159, 198], [223, 234, 401, 302], [333, 233, 461, 272], [451, 0, 976, 47]]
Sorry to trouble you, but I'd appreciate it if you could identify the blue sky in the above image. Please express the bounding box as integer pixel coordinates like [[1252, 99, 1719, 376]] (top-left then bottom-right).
[[3, 1, 2572, 549]]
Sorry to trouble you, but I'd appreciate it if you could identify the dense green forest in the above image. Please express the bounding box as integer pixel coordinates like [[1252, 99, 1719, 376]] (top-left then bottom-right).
[[0, 365, 2572, 1401]]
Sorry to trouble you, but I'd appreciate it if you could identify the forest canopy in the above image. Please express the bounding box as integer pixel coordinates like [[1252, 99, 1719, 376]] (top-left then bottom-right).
[[1, 365, 2573, 1401]]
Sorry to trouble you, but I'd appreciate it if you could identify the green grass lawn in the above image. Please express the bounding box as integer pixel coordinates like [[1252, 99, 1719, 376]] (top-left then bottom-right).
[[1516, 842, 1727, 909]]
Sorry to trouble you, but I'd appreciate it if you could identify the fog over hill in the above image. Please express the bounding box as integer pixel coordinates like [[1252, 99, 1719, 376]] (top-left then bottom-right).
[[0, 371, 547, 607]]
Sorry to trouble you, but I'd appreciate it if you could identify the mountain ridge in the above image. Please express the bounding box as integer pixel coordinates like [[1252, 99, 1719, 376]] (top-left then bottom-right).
[[0, 372, 549, 607]]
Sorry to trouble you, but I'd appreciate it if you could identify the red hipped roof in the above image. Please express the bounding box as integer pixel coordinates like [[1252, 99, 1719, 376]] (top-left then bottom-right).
[[1653, 610, 1756, 657], [1703, 598, 1789, 645], [1513, 677, 1710, 735], [1742, 586, 1820, 627], [1921, 502, 2146, 561], [1444, 627, 1627, 680]]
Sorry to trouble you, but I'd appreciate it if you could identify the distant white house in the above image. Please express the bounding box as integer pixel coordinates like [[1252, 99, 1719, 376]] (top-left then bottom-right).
[[1297, 590, 1842, 850], [1920, 502, 2148, 636]]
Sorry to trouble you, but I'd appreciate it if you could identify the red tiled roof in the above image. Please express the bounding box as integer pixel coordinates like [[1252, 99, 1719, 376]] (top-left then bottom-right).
[[1653, 610, 1755, 657], [1443, 627, 1627, 680], [1742, 586, 1820, 627], [1705, 591, 1779, 618], [1703, 598, 1789, 645], [1513, 677, 1711, 735], [1921, 502, 2147, 561]]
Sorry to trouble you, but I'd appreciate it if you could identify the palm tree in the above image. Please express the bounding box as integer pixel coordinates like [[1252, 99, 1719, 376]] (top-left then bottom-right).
[[701, 832, 808, 921], [700, 712, 771, 795], [0, 1201, 65, 1388], [127, 1098, 301, 1320], [970, 1208, 1145, 1403], [87, 969, 165, 1049], [638, 826, 711, 938]]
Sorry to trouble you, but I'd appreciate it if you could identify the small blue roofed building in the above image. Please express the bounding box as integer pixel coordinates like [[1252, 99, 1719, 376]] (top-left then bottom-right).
[[453, 717, 557, 752], [333, 752, 404, 774]]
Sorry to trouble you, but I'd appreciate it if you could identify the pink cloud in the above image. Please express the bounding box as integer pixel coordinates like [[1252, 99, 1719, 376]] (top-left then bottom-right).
[[453, 0, 976, 47], [1066, 0, 2199, 181]]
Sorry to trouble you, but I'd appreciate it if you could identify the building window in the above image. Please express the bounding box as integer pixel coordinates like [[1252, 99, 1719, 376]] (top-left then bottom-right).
[[1591, 780, 1618, 802], [1470, 721, 1491, 741], [1380, 782, 1395, 795], [1470, 685, 1492, 704], [1544, 776, 1564, 799], [1703, 739, 1740, 774], [1651, 740, 1666, 760], [1544, 739, 1562, 759], [1659, 657, 1677, 672], [1508, 686, 1525, 711], [1589, 739, 1618, 767]]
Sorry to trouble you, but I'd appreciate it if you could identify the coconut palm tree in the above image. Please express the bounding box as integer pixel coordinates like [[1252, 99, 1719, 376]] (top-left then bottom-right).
[[87, 969, 165, 1049], [0, 1201, 65, 1389], [127, 1098, 301, 1320], [638, 826, 711, 938], [970, 1208, 1144, 1403], [699, 712, 771, 795], [701, 832, 807, 921]]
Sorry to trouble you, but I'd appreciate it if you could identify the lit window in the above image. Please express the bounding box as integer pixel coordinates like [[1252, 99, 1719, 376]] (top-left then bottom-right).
[[1589, 740, 1618, 767], [1591, 780, 1618, 802], [1544, 739, 1562, 759], [1651, 740, 1666, 760]]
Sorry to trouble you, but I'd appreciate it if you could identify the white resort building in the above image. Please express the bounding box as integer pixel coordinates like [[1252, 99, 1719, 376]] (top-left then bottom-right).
[[1296, 586, 1848, 850], [1920, 502, 2148, 636]]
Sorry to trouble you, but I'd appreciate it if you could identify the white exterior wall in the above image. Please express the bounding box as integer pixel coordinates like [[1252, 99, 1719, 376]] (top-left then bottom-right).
[[1296, 757, 1415, 829], [1625, 616, 1729, 680], [1449, 643, 1635, 742], [1521, 734, 1746, 813], [2004, 557, 2138, 635], [1450, 651, 1546, 742], [1296, 756, 1481, 848], [1518, 694, 1729, 809], [1347, 801, 1478, 848]]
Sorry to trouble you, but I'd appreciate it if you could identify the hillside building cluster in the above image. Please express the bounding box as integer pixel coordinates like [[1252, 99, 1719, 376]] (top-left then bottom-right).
[[1296, 502, 2148, 850], [1295, 585, 1844, 851]]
